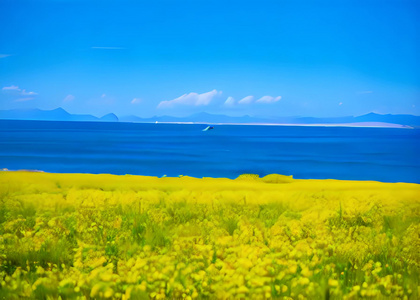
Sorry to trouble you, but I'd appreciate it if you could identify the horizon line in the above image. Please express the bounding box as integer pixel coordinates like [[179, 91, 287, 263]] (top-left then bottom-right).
[[0, 107, 420, 119]]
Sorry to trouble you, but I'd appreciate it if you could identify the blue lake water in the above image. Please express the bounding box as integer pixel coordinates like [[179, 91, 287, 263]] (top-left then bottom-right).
[[0, 120, 419, 183]]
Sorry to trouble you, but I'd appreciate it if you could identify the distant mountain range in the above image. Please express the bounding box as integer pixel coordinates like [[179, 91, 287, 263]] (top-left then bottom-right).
[[0, 108, 419, 128], [0, 108, 118, 122]]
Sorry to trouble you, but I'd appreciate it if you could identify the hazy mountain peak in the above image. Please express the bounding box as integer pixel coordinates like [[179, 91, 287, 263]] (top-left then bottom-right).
[[100, 113, 119, 122]]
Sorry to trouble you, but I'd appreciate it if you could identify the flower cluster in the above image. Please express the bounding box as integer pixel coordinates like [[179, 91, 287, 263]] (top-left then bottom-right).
[[0, 171, 419, 299]]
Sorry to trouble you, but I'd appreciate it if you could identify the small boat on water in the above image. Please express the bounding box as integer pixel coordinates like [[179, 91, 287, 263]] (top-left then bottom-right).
[[202, 126, 214, 131]]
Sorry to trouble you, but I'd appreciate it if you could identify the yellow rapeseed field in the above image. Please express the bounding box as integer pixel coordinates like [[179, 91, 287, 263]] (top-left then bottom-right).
[[0, 171, 419, 299]]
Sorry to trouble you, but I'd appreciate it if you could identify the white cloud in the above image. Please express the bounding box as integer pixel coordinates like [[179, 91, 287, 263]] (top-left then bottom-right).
[[21, 89, 38, 96], [131, 98, 141, 104], [339, 102, 343, 106], [63, 95, 75, 102], [256, 95, 281, 103], [224, 96, 235, 106], [2, 85, 38, 97], [238, 95, 254, 105], [157, 89, 222, 109], [2, 85, 21, 91]]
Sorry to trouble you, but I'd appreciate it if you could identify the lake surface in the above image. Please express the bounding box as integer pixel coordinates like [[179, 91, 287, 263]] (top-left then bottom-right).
[[0, 120, 419, 183]]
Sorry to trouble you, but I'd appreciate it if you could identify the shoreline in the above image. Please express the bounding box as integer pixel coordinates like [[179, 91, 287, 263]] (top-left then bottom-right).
[[1, 169, 419, 185], [1, 170, 419, 186], [153, 121, 413, 129], [0, 118, 413, 128]]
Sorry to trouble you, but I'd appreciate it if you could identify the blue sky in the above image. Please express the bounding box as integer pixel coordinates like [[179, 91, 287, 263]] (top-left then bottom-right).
[[0, 0, 418, 118]]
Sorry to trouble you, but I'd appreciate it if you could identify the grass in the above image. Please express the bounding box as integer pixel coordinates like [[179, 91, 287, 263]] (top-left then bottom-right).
[[0, 171, 419, 299]]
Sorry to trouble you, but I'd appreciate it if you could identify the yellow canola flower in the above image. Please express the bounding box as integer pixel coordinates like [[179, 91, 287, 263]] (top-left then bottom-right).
[[236, 285, 249, 294], [236, 258, 253, 270], [133, 258, 148, 270], [104, 287, 114, 298], [36, 266, 45, 275], [298, 277, 310, 286], [59, 278, 74, 287], [139, 281, 147, 291], [100, 273, 113, 282], [90, 283, 103, 298], [288, 264, 298, 274], [328, 279, 339, 287], [90, 256, 107, 269], [300, 266, 313, 278], [1, 171, 419, 300]]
